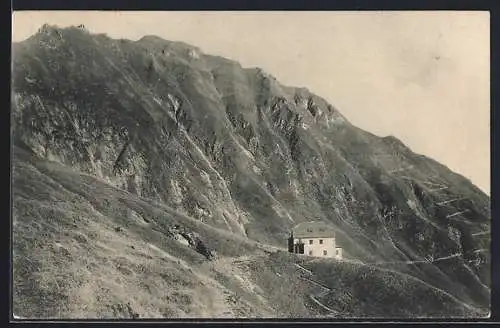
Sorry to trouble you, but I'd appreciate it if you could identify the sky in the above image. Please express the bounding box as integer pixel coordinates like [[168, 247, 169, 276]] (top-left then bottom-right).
[[12, 11, 490, 194]]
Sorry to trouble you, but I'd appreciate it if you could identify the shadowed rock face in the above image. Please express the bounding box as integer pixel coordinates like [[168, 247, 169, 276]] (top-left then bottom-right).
[[11, 25, 490, 318]]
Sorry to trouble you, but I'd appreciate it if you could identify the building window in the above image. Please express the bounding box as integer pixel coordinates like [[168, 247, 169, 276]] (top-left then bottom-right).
[[307, 228, 313, 232], [319, 239, 323, 244], [309, 240, 313, 244], [323, 250, 327, 256], [319, 228, 325, 232], [309, 250, 313, 255]]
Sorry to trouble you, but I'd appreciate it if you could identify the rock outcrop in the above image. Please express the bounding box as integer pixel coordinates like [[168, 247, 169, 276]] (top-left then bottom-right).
[[11, 25, 490, 318]]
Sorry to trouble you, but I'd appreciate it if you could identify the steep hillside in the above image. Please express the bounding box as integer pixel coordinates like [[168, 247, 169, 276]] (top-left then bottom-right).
[[12, 147, 486, 318], [11, 25, 490, 318]]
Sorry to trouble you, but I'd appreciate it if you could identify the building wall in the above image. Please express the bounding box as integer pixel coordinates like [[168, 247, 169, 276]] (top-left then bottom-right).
[[294, 237, 340, 258]]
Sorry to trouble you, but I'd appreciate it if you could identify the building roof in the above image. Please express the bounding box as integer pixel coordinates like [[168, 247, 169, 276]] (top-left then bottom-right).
[[291, 221, 336, 238]]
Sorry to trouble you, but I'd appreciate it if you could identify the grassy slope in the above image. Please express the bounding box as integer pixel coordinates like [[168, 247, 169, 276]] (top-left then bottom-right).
[[13, 146, 266, 318], [11, 27, 490, 319], [12, 147, 486, 319]]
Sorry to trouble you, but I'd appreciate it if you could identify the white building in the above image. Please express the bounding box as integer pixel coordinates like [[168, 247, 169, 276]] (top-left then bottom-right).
[[288, 221, 343, 260]]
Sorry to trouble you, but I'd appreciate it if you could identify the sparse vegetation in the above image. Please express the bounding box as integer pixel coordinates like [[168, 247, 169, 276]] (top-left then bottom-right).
[[11, 26, 490, 319]]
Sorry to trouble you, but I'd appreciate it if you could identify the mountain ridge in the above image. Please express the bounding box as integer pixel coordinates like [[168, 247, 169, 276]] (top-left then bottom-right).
[[11, 25, 490, 318]]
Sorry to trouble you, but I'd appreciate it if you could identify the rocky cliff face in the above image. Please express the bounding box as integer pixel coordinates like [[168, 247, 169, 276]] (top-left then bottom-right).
[[11, 25, 491, 318]]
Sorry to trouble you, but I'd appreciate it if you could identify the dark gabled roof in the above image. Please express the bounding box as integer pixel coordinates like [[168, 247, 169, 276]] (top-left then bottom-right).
[[291, 221, 336, 238]]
